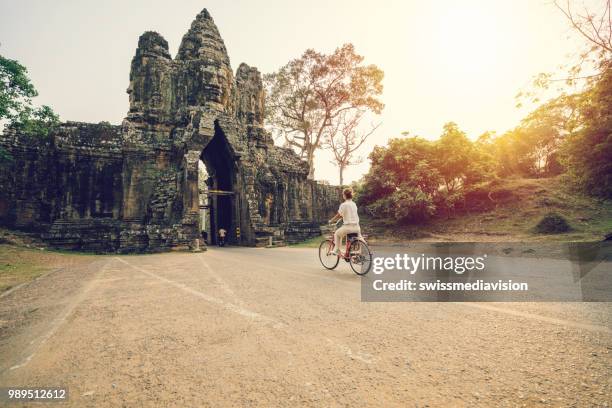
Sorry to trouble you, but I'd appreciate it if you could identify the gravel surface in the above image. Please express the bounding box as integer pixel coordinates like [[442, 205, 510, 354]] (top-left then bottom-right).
[[0, 246, 610, 407]]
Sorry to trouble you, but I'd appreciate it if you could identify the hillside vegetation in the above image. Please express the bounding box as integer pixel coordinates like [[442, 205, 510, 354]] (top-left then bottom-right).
[[352, 68, 611, 244], [360, 177, 612, 243]]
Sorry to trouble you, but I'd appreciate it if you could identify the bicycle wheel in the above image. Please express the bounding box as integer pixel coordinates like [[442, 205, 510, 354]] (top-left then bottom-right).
[[319, 239, 339, 270], [348, 239, 372, 275]]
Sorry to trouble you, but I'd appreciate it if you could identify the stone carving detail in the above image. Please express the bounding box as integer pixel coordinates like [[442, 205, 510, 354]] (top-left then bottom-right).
[[0, 9, 340, 252]]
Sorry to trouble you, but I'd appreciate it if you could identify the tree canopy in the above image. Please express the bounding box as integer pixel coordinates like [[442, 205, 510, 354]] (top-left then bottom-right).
[[357, 123, 497, 224], [264, 44, 383, 179], [0, 54, 59, 162]]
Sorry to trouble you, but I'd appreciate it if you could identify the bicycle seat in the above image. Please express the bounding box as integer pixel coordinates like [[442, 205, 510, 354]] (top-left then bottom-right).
[[347, 233, 359, 240]]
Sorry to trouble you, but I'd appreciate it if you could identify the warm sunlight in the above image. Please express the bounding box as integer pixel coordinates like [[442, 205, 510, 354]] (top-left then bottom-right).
[[0, 0, 579, 184], [415, 0, 528, 98], [431, 2, 513, 80], [1, 2, 611, 406]]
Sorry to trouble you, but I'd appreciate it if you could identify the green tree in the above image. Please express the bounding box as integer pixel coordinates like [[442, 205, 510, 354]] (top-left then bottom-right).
[[0, 54, 59, 162], [12, 104, 59, 137], [0, 55, 38, 121], [434, 122, 493, 193], [519, 94, 580, 176], [561, 68, 612, 197], [477, 94, 579, 178], [264, 44, 384, 179], [358, 137, 435, 205], [357, 123, 497, 223], [357, 136, 443, 223]]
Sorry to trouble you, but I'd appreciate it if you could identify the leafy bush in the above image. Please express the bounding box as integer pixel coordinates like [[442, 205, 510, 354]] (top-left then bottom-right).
[[365, 186, 436, 224], [533, 212, 572, 234], [356, 124, 495, 224]]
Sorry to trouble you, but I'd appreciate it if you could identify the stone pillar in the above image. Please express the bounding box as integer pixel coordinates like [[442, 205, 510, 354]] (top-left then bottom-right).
[[182, 150, 202, 248]]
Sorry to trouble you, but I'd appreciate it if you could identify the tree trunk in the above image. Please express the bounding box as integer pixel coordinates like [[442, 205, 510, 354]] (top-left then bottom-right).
[[339, 164, 345, 186], [306, 146, 316, 180]]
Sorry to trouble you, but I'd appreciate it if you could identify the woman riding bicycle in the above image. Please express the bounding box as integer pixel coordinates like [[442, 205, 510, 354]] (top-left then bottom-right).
[[328, 188, 362, 256]]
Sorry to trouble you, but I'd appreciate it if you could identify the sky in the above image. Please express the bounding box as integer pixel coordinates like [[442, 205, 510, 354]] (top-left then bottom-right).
[[0, 0, 586, 183]]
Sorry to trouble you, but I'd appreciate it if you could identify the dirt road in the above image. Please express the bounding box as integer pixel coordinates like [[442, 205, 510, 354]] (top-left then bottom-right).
[[0, 246, 610, 407]]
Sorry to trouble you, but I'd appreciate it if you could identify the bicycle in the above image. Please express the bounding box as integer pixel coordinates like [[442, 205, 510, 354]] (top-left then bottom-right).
[[318, 222, 373, 275]]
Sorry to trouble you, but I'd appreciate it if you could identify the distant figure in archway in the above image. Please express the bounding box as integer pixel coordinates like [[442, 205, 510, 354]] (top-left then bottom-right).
[[218, 227, 227, 247]]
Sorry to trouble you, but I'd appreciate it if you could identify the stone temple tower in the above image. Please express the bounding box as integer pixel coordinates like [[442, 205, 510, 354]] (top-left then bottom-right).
[[0, 9, 340, 252]]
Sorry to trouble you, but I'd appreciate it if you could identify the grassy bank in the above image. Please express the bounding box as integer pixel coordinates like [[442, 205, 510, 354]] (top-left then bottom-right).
[[0, 245, 93, 293], [418, 177, 612, 242], [289, 235, 325, 248], [291, 177, 612, 246]]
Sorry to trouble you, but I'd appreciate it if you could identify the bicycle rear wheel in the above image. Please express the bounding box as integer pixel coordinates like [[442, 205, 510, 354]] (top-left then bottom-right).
[[319, 239, 340, 270], [348, 240, 372, 275]]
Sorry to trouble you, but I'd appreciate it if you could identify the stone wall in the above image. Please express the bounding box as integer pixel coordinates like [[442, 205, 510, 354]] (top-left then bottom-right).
[[0, 9, 341, 252], [0, 123, 124, 250]]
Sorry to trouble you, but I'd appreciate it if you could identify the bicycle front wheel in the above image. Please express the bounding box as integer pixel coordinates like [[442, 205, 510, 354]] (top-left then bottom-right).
[[348, 240, 372, 275], [319, 239, 339, 270]]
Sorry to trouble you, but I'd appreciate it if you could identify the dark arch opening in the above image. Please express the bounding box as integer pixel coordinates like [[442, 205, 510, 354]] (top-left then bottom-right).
[[199, 123, 236, 245]]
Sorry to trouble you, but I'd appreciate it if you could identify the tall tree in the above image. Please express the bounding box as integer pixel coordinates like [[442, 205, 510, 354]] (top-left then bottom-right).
[[0, 53, 59, 162], [550, 1, 612, 196], [561, 65, 612, 197], [434, 122, 492, 193], [0, 54, 59, 132], [0, 55, 38, 122], [323, 109, 380, 185], [488, 95, 581, 177], [264, 44, 383, 179]]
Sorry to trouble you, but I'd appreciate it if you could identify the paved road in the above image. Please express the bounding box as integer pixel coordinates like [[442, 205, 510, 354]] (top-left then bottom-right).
[[0, 246, 610, 407]]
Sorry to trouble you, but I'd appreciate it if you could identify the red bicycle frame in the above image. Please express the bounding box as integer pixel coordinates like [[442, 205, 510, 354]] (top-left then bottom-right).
[[326, 231, 367, 259]]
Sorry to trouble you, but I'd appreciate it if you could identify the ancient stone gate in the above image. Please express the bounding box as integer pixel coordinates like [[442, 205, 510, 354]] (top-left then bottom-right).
[[0, 9, 340, 252]]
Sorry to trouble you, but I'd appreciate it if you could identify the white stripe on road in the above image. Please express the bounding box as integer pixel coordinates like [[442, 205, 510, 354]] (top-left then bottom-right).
[[197, 255, 247, 308], [326, 338, 374, 364], [115, 257, 375, 365], [7, 260, 110, 372], [462, 303, 612, 334], [114, 257, 285, 329]]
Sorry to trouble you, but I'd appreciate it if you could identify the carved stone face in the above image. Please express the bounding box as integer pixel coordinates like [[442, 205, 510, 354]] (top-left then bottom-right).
[[127, 31, 173, 121], [202, 64, 225, 104], [235, 64, 265, 125], [212, 67, 234, 108], [173, 9, 236, 113]]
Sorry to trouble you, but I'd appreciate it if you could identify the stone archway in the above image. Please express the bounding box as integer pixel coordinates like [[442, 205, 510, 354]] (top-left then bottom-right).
[[198, 123, 237, 245]]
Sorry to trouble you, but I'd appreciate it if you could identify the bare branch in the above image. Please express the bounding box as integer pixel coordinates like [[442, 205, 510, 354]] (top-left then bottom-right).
[[554, 0, 612, 52], [264, 43, 384, 179]]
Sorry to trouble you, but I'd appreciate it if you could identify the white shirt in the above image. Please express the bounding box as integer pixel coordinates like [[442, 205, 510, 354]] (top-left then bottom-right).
[[338, 199, 359, 225]]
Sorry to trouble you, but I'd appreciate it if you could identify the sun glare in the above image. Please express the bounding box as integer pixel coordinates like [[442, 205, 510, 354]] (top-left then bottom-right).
[[429, 2, 516, 82]]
